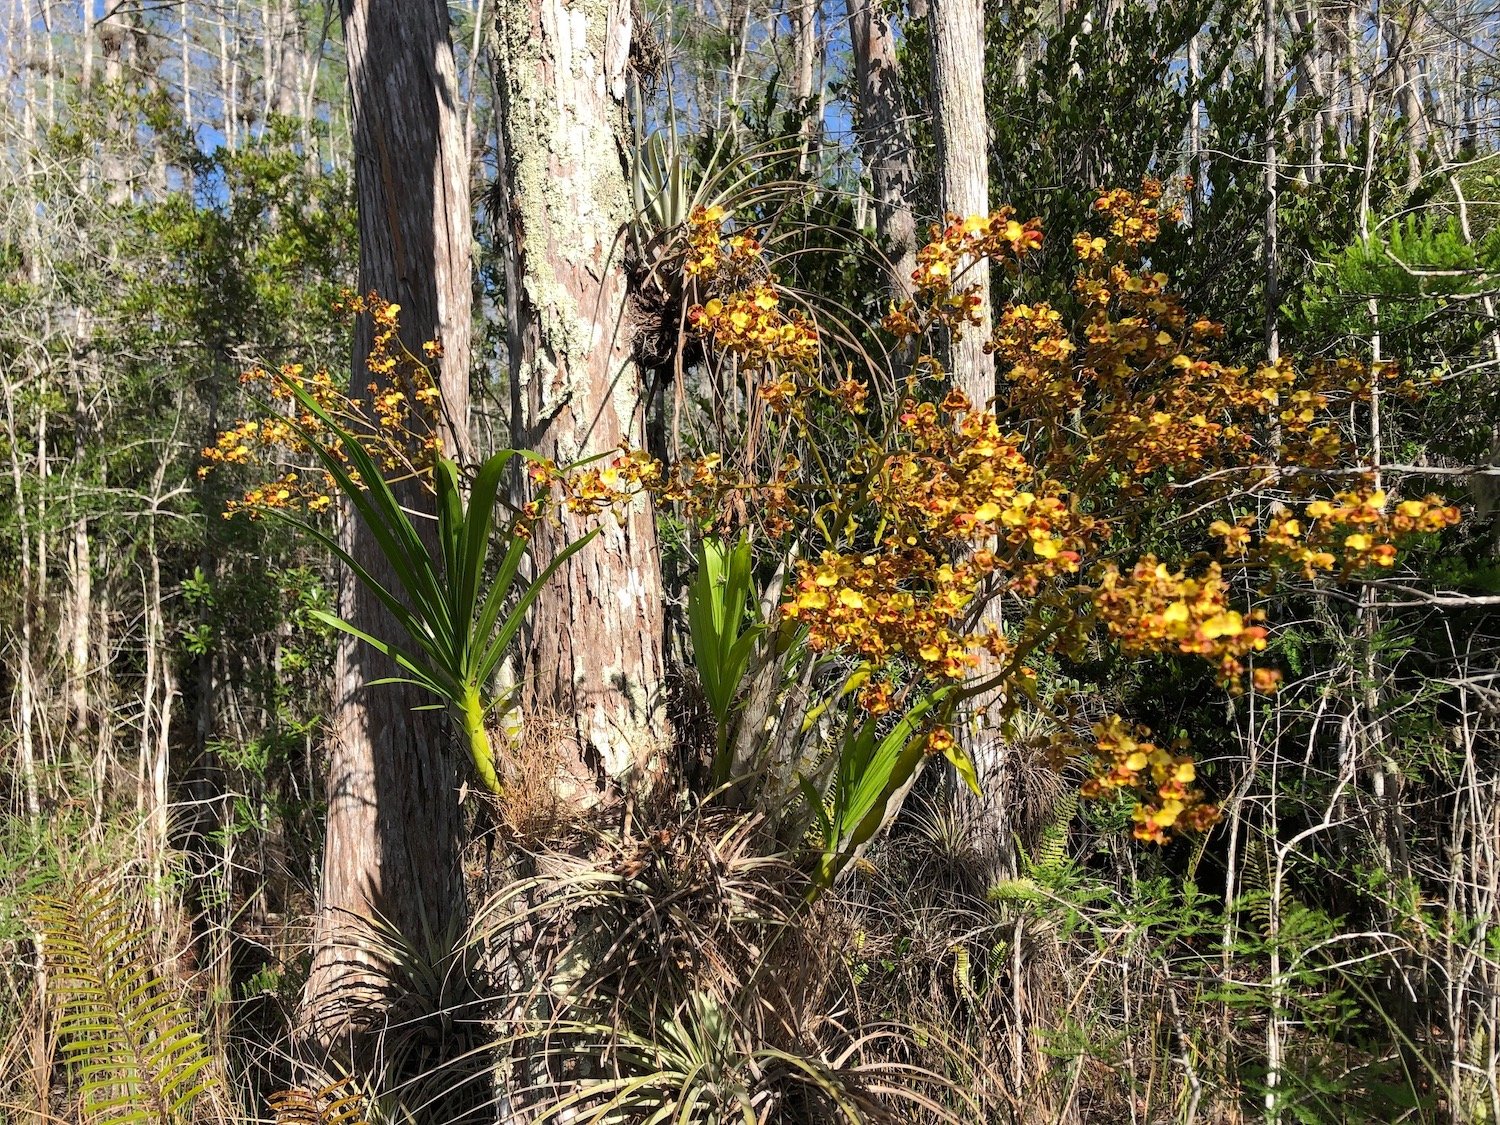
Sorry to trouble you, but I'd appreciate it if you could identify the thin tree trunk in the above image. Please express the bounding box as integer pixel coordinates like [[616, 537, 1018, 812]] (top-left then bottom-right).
[[1382, 2, 1429, 191], [930, 0, 1013, 885], [141, 523, 173, 923], [138, 529, 159, 841], [1346, 1, 1364, 148], [100, 3, 129, 206], [231, 0, 245, 147], [68, 504, 91, 736], [263, 0, 305, 121], [847, 0, 917, 296], [34, 402, 47, 612], [301, 2, 332, 169], [301, 0, 474, 1054], [182, 0, 194, 137], [1287, 2, 1326, 182], [1264, 0, 1281, 362], [929, 0, 992, 400], [1188, 32, 1203, 204], [793, 0, 817, 170], [727, 0, 749, 144], [91, 525, 113, 834], [93, 540, 114, 829], [218, 1, 236, 152], [262, 0, 277, 124], [81, 0, 94, 95], [41, 0, 55, 126], [129, 11, 169, 199], [4, 373, 40, 823], [493, 0, 670, 797]]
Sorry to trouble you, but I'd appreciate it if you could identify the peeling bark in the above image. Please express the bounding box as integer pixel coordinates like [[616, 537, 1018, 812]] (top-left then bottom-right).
[[301, 0, 474, 1053], [493, 0, 669, 795]]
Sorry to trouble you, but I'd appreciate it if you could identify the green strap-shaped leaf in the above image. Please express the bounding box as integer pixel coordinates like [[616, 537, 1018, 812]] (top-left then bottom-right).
[[308, 610, 461, 701], [279, 376, 453, 647], [458, 451, 516, 629]]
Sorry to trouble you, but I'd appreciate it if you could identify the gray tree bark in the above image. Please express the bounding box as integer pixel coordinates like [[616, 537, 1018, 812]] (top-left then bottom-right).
[[930, 0, 1015, 887], [1264, 0, 1281, 361], [929, 0, 993, 400], [848, 0, 918, 296], [99, 3, 129, 207], [492, 0, 670, 801], [793, 0, 818, 170]]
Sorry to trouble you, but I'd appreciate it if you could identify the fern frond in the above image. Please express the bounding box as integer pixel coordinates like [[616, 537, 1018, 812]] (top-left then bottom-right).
[[1240, 838, 1280, 937], [1034, 789, 1078, 874], [950, 944, 974, 1003], [34, 883, 216, 1125], [269, 1078, 370, 1125]]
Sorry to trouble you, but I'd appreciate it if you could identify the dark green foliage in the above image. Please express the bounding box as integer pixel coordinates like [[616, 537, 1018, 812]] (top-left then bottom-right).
[[1293, 210, 1500, 353]]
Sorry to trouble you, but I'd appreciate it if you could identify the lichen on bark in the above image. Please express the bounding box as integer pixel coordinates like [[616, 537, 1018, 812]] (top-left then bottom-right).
[[492, 0, 669, 790]]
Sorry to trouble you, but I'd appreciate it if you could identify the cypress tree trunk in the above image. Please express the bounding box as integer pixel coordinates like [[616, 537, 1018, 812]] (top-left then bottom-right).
[[1264, 0, 1281, 362], [793, 0, 818, 170], [301, 0, 473, 1052], [930, 0, 993, 402], [492, 0, 669, 799], [848, 0, 918, 297]]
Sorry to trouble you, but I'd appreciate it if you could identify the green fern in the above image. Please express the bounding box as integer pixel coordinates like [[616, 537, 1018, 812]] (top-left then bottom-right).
[[1034, 789, 1079, 875], [35, 883, 217, 1124], [950, 943, 975, 1003], [1237, 836, 1300, 941], [269, 1079, 370, 1125]]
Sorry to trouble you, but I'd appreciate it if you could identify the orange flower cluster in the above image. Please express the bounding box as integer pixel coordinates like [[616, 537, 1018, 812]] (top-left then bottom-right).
[[199, 295, 445, 518], [1092, 178, 1181, 249], [911, 209, 1044, 294], [523, 444, 790, 539], [880, 389, 1099, 587], [977, 183, 1414, 504], [1058, 252, 1283, 484], [683, 205, 820, 406], [199, 364, 342, 517], [780, 549, 998, 685], [528, 447, 667, 520], [675, 191, 1462, 845], [683, 203, 765, 288], [989, 303, 1079, 415], [777, 388, 1101, 738], [686, 288, 820, 380], [884, 209, 1043, 340], [203, 418, 279, 468], [1264, 356, 1410, 470], [346, 293, 445, 465], [1216, 487, 1461, 577], [1079, 716, 1220, 844], [1093, 556, 1269, 684], [199, 363, 341, 468]]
